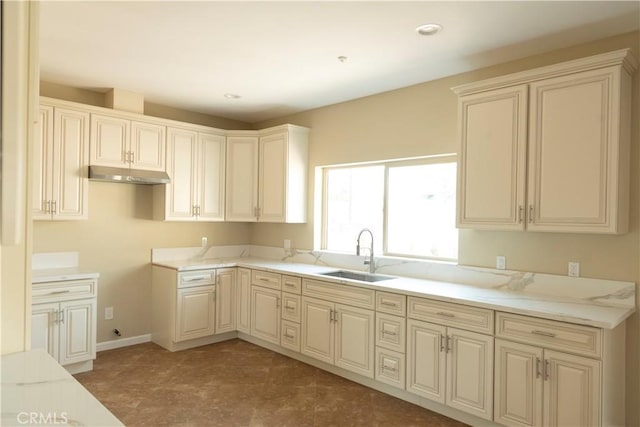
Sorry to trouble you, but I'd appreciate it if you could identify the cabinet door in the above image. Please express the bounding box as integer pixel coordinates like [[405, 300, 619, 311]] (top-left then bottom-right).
[[543, 350, 601, 427], [215, 268, 236, 334], [235, 268, 251, 334], [33, 105, 54, 219], [258, 132, 287, 222], [176, 285, 216, 342], [130, 120, 166, 171], [406, 319, 446, 403], [527, 67, 623, 233], [225, 136, 258, 221], [31, 302, 59, 359], [198, 132, 226, 221], [281, 293, 301, 323], [334, 303, 374, 378], [301, 297, 334, 364], [250, 285, 281, 345], [446, 328, 494, 420], [90, 114, 129, 168], [281, 320, 301, 353], [53, 107, 89, 220], [58, 299, 96, 365], [457, 85, 528, 230], [494, 339, 543, 427], [165, 127, 198, 220]]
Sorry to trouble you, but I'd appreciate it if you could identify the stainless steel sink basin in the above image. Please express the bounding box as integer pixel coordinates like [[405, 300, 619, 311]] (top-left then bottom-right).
[[319, 270, 394, 283]]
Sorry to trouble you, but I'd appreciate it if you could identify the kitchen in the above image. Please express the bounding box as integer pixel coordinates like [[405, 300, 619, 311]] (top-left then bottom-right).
[[2, 1, 640, 426]]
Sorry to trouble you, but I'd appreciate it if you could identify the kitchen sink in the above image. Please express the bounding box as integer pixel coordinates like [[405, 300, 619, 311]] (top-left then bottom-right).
[[319, 270, 394, 283]]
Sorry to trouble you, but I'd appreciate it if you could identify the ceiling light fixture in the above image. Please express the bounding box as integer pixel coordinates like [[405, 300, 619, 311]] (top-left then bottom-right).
[[416, 23, 442, 36], [338, 56, 348, 63], [224, 93, 242, 99]]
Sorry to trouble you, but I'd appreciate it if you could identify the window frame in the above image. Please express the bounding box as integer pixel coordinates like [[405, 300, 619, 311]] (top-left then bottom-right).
[[320, 154, 458, 262]]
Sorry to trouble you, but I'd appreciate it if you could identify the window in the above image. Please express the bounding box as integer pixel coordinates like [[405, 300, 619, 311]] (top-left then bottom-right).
[[321, 155, 457, 261]]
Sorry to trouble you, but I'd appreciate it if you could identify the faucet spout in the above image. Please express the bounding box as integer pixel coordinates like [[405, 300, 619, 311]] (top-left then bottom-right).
[[356, 228, 375, 274]]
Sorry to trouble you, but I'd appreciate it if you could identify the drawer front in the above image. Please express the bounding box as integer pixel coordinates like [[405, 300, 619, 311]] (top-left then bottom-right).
[[281, 293, 301, 323], [376, 313, 406, 353], [178, 269, 216, 288], [375, 291, 406, 316], [282, 275, 302, 294], [32, 279, 97, 303], [302, 279, 375, 310], [251, 270, 282, 290], [496, 312, 602, 358], [281, 320, 301, 352], [375, 347, 405, 390], [408, 297, 494, 335]]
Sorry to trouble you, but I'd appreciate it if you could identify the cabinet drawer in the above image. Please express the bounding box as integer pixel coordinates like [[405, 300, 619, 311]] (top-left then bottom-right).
[[282, 275, 302, 294], [375, 291, 406, 316], [376, 313, 406, 353], [281, 293, 301, 323], [496, 312, 602, 358], [302, 279, 375, 310], [178, 269, 215, 288], [32, 279, 97, 303], [408, 297, 494, 335], [251, 270, 282, 290], [375, 347, 405, 390], [281, 320, 301, 352]]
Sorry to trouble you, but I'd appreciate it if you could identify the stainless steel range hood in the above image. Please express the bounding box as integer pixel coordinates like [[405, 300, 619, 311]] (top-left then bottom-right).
[[89, 166, 170, 185]]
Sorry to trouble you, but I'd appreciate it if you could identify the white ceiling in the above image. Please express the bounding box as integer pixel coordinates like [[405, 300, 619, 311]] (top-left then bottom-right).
[[40, 1, 640, 123]]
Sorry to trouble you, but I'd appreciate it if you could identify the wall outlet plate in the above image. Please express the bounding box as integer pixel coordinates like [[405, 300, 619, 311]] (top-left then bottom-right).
[[105, 306, 114, 320], [284, 239, 291, 250], [201, 237, 208, 247], [496, 256, 506, 270], [568, 261, 580, 277]]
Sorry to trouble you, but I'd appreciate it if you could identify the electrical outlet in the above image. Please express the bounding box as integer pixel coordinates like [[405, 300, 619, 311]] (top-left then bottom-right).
[[105, 306, 114, 320], [568, 262, 580, 277], [201, 236, 208, 247], [496, 256, 506, 270], [284, 239, 291, 250]]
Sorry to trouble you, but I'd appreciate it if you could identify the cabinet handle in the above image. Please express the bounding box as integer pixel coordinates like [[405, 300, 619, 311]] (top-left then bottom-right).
[[284, 282, 296, 288], [284, 333, 294, 340], [382, 364, 396, 372], [439, 334, 446, 352], [43, 200, 50, 214], [59, 310, 65, 324], [184, 276, 208, 282], [285, 305, 295, 311], [197, 205, 201, 217], [544, 359, 550, 380], [528, 205, 534, 223], [380, 301, 397, 307], [518, 205, 524, 223], [436, 311, 455, 318], [51, 200, 57, 214], [50, 290, 71, 295], [535, 357, 542, 378], [259, 277, 270, 282], [129, 151, 135, 164], [446, 335, 452, 353], [531, 330, 556, 338], [382, 330, 397, 336]]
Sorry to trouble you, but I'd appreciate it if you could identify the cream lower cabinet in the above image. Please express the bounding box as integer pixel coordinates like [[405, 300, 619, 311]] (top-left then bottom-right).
[[215, 268, 236, 334], [301, 296, 375, 378], [494, 339, 601, 427], [280, 275, 302, 352], [34, 103, 89, 220], [454, 49, 635, 234], [250, 285, 281, 345], [176, 285, 216, 342], [31, 278, 97, 373], [235, 268, 251, 334]]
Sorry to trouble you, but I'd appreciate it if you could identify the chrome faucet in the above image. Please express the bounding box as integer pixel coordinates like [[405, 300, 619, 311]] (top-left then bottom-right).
[[356, 228, 375, 274]]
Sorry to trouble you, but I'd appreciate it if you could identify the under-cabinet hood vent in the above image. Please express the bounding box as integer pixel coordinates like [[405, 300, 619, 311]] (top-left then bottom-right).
[[89, 166, 170, 185]]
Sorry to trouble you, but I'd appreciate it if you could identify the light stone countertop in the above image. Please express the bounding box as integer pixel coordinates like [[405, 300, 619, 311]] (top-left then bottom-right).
[[31, 268, 100, 284], [1, 349, 123, 427], [153, 257, 635, 329]]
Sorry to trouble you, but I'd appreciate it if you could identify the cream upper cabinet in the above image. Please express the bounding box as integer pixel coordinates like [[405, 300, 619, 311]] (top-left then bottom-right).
[[90, 113, 166, 172], [34, 104, 89, 221], [226, 125, 309, 223], [154, 126, 225, 221], [225, 135, 259, 221], [454, 49, 636, 234]]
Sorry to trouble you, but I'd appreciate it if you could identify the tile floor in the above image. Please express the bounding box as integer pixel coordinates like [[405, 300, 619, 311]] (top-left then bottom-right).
[[75, 339, 469, 427]]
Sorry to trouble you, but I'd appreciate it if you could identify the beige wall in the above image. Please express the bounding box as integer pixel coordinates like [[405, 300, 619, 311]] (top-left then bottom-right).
[[252, 32, 640, 424]]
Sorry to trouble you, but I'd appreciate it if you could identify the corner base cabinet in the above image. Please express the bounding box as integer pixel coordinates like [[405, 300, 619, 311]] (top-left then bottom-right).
[[31, 277, 98, 374]]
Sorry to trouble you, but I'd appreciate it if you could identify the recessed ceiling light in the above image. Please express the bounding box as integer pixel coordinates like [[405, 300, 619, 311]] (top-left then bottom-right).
[[416, 23, 442, 36], [224, 93, 242, 99], [338, 56, 348, 63]]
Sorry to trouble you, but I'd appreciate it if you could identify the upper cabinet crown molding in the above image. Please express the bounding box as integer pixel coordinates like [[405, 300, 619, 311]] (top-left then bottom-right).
[[452, 48, 638, 97], [455, 49, 635, 234]]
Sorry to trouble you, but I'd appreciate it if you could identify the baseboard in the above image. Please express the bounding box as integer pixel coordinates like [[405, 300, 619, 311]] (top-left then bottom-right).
[[96, 334, 151, 352]]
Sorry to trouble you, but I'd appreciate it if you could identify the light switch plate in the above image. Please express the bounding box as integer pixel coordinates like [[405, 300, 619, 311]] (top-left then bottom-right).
[[568, 262, 580, 277], [105, 306, 114, 320], [496, 256, 506, 270]]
